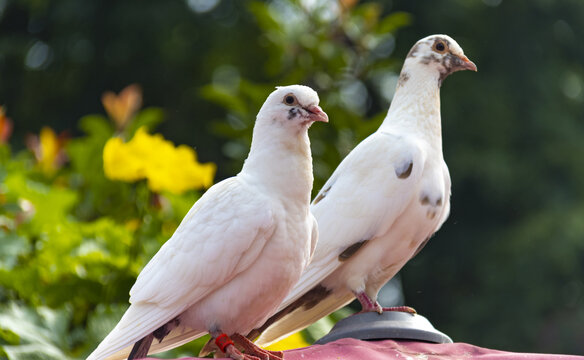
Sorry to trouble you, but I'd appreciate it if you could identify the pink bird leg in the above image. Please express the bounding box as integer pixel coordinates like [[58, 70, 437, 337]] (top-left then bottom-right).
[[354, 291, 417, 315]]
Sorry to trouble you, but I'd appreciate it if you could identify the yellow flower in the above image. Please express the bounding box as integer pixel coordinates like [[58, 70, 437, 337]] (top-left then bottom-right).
[[39, 127, 60, 173], [103, 136, 147, 182], [103, 127, 216, 194], [265, 332, 311, 351], [26, 126, 67, 175], [101, 84, 142, 130]]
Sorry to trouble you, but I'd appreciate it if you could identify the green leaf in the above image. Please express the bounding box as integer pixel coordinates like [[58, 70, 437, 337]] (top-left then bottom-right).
[[0, 231, 28, 270], [376, 11, 412, 34], [68, 113, 112, 180], [126, 107, 165, 137], [200, 85, 249, 116], [77, 115, 113, 138], [2, 343, 68, 360], [247, 1, 280, 32], [0, 303, 72, 360], [4, 173, 78, 230]]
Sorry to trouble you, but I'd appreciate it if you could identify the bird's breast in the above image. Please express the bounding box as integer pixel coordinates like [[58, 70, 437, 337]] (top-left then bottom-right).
[[323, 159, 451, 298]]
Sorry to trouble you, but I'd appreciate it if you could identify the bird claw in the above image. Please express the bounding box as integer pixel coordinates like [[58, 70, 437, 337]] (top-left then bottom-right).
[[353, 291, 416, 316], [224, 344, 261, 360], [267, 350, 284, 359], [261, 350, 284, 360], [381, 305, 417, 315], [230, 334, 284, 360]]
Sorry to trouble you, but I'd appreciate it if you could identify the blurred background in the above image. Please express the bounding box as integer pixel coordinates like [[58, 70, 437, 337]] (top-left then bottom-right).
[[1, 0, 584, 358]]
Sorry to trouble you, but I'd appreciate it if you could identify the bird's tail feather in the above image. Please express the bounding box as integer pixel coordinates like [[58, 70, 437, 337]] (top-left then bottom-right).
[[145, 327, 207, 356], [87, 305, 170, 360], [87, 304, 198, 360], [254, 288, 354, 347], [95, 326, 206, 360]]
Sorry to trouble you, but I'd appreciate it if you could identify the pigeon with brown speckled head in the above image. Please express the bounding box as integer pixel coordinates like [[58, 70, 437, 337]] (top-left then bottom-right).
[[250, 34, 476, 347]]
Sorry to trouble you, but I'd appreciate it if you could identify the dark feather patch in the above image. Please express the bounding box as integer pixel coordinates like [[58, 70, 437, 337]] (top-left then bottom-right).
[[398, 71, 410, 86], [129, 317, 179, 359], [395, 161, 413, 179], [421, 53, 440, 65], [153, 318, 179, 342], [420, 194, 442, 207], [338, 240, 369, 261], [245, 285, 332, 341], [288, 108, 299, 120], [438, 53, 464, 86], [313, 185, 331, 205], [407, 44, 420, 58], [295, 285, 332, 310], [129, 334, 154, 360]]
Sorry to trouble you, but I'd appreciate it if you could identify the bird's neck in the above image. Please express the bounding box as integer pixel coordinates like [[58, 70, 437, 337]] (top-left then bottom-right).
[[379, 64, 443, 149], [240, 123, 314, 205]]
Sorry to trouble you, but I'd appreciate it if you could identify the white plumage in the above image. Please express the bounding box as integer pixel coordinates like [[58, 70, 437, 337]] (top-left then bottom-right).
[[87, 85, 328, 360], [252, 34, 477, 346]]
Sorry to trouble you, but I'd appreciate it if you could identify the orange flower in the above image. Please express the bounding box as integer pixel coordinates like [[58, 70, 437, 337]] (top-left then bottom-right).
[[0, 106, 13, 144], [339, 0, 359, 10], [101, 84, 142, 130]]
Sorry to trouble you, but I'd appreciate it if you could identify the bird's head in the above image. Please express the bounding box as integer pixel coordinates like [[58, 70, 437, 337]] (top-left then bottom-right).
[[404, 34, 477, 86], [258, 85, 328, 131]]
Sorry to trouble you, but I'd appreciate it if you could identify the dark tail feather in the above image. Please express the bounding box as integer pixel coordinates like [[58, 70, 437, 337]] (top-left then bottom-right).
[[128, 334, 154, 360], [128, 317, 179, 359], [245, 284, 333, 341]]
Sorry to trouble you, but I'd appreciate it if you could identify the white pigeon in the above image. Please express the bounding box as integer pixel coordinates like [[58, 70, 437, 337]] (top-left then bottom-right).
[[87, 85, 328, 360], [250, 34, 477, 346]]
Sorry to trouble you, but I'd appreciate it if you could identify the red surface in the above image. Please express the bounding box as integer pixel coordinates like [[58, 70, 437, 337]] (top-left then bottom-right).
[[147, 338, 583, 359]]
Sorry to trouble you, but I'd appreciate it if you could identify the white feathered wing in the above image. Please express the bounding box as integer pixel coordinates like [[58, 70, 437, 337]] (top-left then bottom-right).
[[87, 177, 276, 360]]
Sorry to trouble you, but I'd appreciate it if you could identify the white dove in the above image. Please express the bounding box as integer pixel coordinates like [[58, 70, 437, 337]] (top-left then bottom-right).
[[87, 85, 328, 360], [249, 34, 477, 346]]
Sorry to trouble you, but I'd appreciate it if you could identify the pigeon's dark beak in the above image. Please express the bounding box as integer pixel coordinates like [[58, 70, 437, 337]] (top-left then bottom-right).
[[457, 55, 477, 72], [305, 105, 329, 123]]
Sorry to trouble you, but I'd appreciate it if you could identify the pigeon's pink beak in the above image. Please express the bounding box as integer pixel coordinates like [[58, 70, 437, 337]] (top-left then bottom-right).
[[459, 55, 477, 72], [305, 105, 329, 123]]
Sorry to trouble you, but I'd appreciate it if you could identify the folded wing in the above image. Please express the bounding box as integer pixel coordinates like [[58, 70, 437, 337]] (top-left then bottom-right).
[[88, 177, 276, 360]]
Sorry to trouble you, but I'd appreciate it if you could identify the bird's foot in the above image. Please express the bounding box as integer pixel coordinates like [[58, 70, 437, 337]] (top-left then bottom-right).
[[380, 305, 417, 315], [231, 333, 284, 360], [223, 343, 261, 360], [353, 291, 416, 315]]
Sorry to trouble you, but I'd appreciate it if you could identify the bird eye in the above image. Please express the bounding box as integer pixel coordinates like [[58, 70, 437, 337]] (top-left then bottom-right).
[[433, 40, 447, 53], [283, 94, 298, 106]]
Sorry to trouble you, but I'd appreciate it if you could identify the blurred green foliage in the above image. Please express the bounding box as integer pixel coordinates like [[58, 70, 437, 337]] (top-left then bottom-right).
[[0, 102, 210, 358], [1, 0, 584, 358]]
